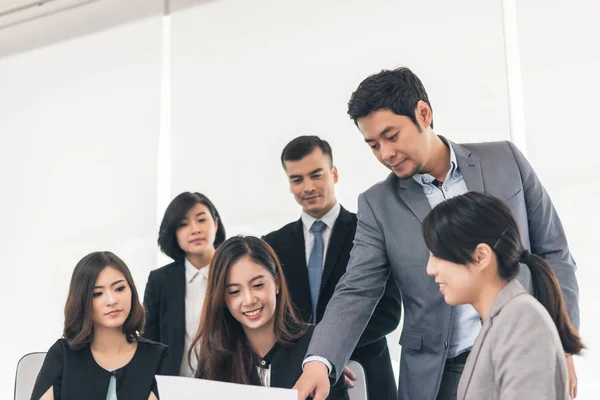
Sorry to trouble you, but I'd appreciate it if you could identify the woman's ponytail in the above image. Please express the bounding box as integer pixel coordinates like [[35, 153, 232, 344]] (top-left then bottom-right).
[[522, 250, 584, 355]]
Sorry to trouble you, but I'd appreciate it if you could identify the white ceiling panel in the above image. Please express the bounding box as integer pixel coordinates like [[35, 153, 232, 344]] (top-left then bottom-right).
[[0, 0, 163, 58]]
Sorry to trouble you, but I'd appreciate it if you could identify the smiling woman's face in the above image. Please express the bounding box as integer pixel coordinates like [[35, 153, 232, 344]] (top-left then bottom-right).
[[426, 253, 482, 306], [224, 256, 279, 334]]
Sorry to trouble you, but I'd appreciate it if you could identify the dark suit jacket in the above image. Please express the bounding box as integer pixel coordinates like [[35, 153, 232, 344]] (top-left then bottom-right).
[[142, 261, 186, 376], [249, 326, 349, 400], [31, 337, 169, 400], [264, 206, 402, 398]]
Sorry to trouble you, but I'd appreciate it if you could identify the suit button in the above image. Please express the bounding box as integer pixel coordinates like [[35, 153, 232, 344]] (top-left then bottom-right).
[[260, 360, 266, 366], [444, 341, 448, 349]]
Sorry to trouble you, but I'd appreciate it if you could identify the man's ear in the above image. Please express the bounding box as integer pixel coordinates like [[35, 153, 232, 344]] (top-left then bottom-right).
[[416, 100, 433, 129]]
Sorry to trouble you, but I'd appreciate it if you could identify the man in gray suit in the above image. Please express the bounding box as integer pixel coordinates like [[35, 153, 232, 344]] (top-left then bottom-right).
[[294, 67, 580, 400]]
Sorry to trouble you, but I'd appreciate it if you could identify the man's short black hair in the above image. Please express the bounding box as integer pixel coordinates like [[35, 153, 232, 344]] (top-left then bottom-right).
[[347, 66, 434, 129], [280, 135, 333, 168]]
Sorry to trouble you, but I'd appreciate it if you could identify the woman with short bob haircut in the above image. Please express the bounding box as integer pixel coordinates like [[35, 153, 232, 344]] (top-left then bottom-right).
[[422, 192, 584, 400], [190, 236, 348, 399], [143, 192, 225, 376], [32, 251, 168, 400]]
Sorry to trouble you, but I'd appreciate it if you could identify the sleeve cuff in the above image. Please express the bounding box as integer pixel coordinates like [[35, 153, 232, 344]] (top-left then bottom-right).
[[303, 355, 335, 378]]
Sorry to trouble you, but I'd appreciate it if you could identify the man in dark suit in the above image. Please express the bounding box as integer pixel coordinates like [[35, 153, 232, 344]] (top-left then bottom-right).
[[264, 135, 402, 400]]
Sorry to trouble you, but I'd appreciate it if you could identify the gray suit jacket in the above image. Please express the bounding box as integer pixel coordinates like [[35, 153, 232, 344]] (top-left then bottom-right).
[[457, 279, 569, 400], [308, 139, 579, 400]]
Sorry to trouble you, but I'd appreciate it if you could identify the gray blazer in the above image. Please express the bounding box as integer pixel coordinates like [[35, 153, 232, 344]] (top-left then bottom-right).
[[308, 139, 579, 400], [457, 279, 569, 400]]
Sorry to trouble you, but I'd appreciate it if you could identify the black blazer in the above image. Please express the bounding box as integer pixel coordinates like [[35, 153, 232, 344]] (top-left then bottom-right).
[[249, 326, 349, 400], [142, 261, 186, 375], [30, 337, 169, 400], [264, 206, 402, 398]]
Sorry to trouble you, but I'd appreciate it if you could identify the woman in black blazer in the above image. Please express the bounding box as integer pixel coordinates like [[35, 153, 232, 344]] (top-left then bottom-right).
[[143, 192, 225, 376], [31, 252, 168, 400], [189, 236, 348, 399]]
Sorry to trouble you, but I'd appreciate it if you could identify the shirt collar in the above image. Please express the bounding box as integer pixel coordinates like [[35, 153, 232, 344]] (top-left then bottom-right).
[[184, 258, 209, 283], [413, 138, 460, 188], [301, 201, 341, 232]]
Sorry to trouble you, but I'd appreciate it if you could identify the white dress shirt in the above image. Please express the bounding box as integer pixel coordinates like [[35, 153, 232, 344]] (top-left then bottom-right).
[[301, 202, 341, 267], [300, 202, 340, 375], [256, 364, 271, 387], [179, 258, 209, 377]]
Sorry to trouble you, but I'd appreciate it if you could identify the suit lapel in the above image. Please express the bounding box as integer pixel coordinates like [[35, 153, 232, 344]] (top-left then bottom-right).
[[396, 177, 431, 223], [321, 206, 353, 295], [452, 141, 485, 193], [169, 261, 186, 341], [458, 318, 490, 399], [163, 261, 186, 372], [287, 220, 313, 317], [458, 280, 528, 399]]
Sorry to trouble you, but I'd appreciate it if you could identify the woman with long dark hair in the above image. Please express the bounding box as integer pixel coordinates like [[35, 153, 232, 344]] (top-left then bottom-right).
[[189, 236, 348, 398], [422, 192, 583, 400], [143, 192, 225, 376], [31, 252, 168, 400]]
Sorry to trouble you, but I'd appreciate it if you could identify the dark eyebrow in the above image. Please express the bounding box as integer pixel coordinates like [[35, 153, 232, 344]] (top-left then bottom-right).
[[94, 279, 125, 289], [289, 168, 323, 179], [249, 275, 265, 283], [364, 126, 395, 142], [180, 211, 206, 221], [225, 275, 265, 288]]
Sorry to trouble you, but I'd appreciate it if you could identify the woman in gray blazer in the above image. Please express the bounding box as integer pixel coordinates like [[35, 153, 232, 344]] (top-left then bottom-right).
[[422, 192, 584, 400]]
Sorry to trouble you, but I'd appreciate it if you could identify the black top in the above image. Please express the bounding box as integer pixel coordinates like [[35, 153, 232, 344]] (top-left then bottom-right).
[[30, 337, 169, 400], [142, 261, 186, 375], [249, 326, 349, 400]]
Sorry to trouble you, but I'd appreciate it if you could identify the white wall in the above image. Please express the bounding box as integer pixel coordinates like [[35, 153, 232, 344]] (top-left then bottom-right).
[[2, 0, 597, 398], [169, 0, 510, 232], [169, 0, 510, 369], [516, 1, 600, 397], [0, 2, 163, 398]]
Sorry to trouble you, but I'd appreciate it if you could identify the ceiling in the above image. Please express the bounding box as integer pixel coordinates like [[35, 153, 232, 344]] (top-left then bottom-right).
[[0, 0, 164, 58], [0, 0, 218, 59]]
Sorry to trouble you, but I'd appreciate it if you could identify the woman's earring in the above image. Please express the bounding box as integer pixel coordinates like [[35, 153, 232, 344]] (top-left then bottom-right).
[[276, 289, 280, 294]]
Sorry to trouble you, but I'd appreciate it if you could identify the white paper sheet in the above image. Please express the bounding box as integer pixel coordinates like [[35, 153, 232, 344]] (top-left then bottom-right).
[[156, 375, 297, 400]]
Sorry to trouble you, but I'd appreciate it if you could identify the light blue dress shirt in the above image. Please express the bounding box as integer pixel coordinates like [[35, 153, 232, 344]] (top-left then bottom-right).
[[412, 142, 481, 358], [304, 142, 481, 373]]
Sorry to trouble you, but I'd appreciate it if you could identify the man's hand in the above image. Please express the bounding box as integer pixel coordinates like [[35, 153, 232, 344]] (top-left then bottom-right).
[[293, 361, 331, 400], [566, 354, 578, 398], [343, 365, 357, 388]]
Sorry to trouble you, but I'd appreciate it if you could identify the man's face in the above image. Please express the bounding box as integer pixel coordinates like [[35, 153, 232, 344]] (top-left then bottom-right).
[[358, 105, 433, 179], [284, 148, 338, 219]]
